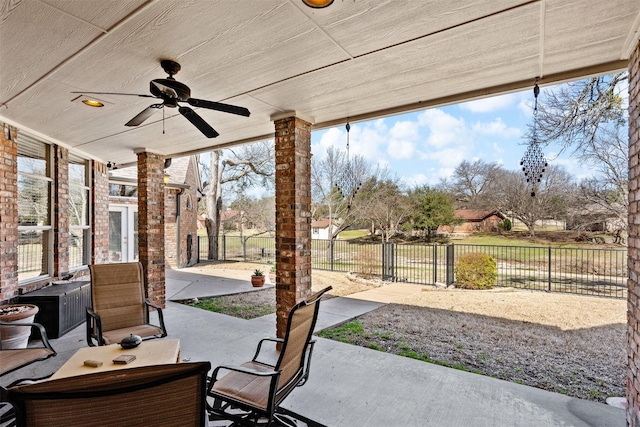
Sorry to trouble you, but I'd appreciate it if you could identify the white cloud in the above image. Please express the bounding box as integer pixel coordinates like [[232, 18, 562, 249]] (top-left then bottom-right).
[[472, 118, 522, 138], [417, 109, 470, 148], [459, 93, 518, 113], [401, 173, 429, 188]]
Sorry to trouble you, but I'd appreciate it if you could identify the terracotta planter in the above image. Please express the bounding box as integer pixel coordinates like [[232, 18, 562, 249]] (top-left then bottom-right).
[[251, 275, 265, 287], [0, 304, 39, 349]]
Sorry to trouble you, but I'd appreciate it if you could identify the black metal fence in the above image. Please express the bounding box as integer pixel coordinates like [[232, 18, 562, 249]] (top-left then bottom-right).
[[198, 236, 627, 298]]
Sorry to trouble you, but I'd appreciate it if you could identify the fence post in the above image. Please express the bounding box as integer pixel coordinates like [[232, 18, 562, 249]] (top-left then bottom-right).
[[197, 236, 200, 263], [446, 244, 455, 285], [382, 242, 395, 281], [330, 240, 335, 271], [548, 246, 552, 292], [433, 244, 438, 284], [222, 235, 226, 261]]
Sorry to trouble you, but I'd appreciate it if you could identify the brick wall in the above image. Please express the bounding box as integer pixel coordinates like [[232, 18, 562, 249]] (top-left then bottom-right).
[[92, 161, 110, 265], [137, 151, 165, 307], [53, 145, 69, 276], [0, 124, 18, 303], [274, 116, 312, 337], [628, 39, 640, 427], [164, 187, 178, 268]]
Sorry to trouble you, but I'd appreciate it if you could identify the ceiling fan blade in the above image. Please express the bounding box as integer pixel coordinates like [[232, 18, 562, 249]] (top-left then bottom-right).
[[187, 98, 250, 117], [125, 104, 163, 126], [151, 81, 178, 99], [71, 91, 155, 98], [179, 106, 219, 138]]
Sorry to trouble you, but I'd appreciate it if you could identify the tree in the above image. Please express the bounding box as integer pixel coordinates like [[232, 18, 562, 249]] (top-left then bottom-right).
[[536, 73, 627, 153], [228, 194, 276, 258], [445, 159, 501, 209], [535, 74, 628, 233], [202, 141, 274, 260], [357, 177, 410, 242], [488, 165, 573, 237], [406, 186, 458, 239], [311, 145, 373, 240]]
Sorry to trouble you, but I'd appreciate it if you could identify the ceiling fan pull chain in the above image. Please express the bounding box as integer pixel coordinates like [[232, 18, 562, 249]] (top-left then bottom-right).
[[162, 107, 165, 134]]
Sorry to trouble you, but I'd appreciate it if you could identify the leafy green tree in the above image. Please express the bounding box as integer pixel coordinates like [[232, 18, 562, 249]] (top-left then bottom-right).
[[407, 186, 458, 238]]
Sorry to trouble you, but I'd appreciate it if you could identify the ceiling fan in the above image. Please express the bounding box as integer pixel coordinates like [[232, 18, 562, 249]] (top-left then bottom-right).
[[72, 60, 250, 138]]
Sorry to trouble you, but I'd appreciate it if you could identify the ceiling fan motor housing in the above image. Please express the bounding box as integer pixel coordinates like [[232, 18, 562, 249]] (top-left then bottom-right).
[[150, 78, 191, 106]]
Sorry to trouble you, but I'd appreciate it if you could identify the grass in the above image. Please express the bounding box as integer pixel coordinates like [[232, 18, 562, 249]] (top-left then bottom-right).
[[189, 296, 275, 320], [318, 321, 484, 376], [338, 229, 369, 240]]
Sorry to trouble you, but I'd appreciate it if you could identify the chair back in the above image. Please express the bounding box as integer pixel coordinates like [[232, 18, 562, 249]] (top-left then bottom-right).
[[274, 287, 331, 396], [6, 361, 211, 427], [89, 262, 147, 332]]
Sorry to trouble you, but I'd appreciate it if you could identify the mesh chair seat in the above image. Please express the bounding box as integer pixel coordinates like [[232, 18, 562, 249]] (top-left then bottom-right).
[[98, 324, 165, 346], [1, 348, 54, 376]]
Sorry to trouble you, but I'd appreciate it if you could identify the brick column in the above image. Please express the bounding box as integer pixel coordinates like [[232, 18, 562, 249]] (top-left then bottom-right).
[[0, 124, 18, 303], [53, 145, 69, 277], [274, 115, 313, 337], [91, 161, 109, 265], [628, 39, 640, 427], [136, 150, 166, 308]]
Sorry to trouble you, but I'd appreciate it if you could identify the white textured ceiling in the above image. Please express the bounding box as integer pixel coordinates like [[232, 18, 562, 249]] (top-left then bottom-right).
[[1, 0, 638, 167]]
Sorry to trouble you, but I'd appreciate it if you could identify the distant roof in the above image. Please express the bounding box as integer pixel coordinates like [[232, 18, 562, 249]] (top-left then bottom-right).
[[109, 155, 200, 189], [455, 210, 505, 221], [311, 218, 333, 228]]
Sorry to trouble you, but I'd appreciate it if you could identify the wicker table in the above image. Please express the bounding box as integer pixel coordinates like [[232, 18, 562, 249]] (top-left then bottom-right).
[[51, 339, 180, 380]]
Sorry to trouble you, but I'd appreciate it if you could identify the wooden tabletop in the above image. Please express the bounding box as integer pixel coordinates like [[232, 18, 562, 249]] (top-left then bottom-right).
[[50, 339, 180, 380]]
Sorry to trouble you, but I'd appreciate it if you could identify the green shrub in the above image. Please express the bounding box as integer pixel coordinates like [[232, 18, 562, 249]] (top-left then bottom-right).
[[454, 252, 497, 289], [501, 218, 512, 231]]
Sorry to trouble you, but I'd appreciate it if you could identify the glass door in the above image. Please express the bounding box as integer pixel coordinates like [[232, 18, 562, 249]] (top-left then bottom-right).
[[109, 206, 138, 262]]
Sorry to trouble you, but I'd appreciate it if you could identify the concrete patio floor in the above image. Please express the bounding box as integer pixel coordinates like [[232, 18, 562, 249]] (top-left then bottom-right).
[[1, 267, 625, 426]]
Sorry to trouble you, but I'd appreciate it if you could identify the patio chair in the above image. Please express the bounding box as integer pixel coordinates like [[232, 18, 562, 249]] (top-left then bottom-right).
[[2, 361, 211, 426], [0, 320, 56, 381], [207, 286, 332, 426], [86, 262, 167, 346]]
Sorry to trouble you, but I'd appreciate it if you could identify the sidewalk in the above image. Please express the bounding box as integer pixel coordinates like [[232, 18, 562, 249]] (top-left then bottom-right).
[[2, 267, 625, 426]]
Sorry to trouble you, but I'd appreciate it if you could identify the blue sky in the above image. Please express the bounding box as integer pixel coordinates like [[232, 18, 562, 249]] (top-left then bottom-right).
[[311, 85, 593, 189]]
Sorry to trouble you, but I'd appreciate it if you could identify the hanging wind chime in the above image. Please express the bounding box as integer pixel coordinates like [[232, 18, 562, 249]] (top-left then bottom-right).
[[334, 119, 361, 210], [520, 79, 547, 197]]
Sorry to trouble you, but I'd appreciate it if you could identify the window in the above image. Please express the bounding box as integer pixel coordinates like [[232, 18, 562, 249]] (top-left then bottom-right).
[[69, 155, 90, 270], [109, 183, 137, 197], [17, 135, 52, 282]]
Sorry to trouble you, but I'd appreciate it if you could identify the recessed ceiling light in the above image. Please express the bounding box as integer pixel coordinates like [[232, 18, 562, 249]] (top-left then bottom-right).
[[82, 99, 104, 107], [302, 0, 334, 8]]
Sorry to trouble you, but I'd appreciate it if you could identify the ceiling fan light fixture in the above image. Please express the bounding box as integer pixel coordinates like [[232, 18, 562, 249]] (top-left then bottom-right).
[[302, 0, 334, 8], [82, 99, 104, 107]]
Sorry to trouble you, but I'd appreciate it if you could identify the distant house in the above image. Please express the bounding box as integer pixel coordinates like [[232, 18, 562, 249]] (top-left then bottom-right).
[[109, 156, 201, 268], [566, 204, 626, 233], [311, 218, 339, 240], [439, 209, 505, 234]]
